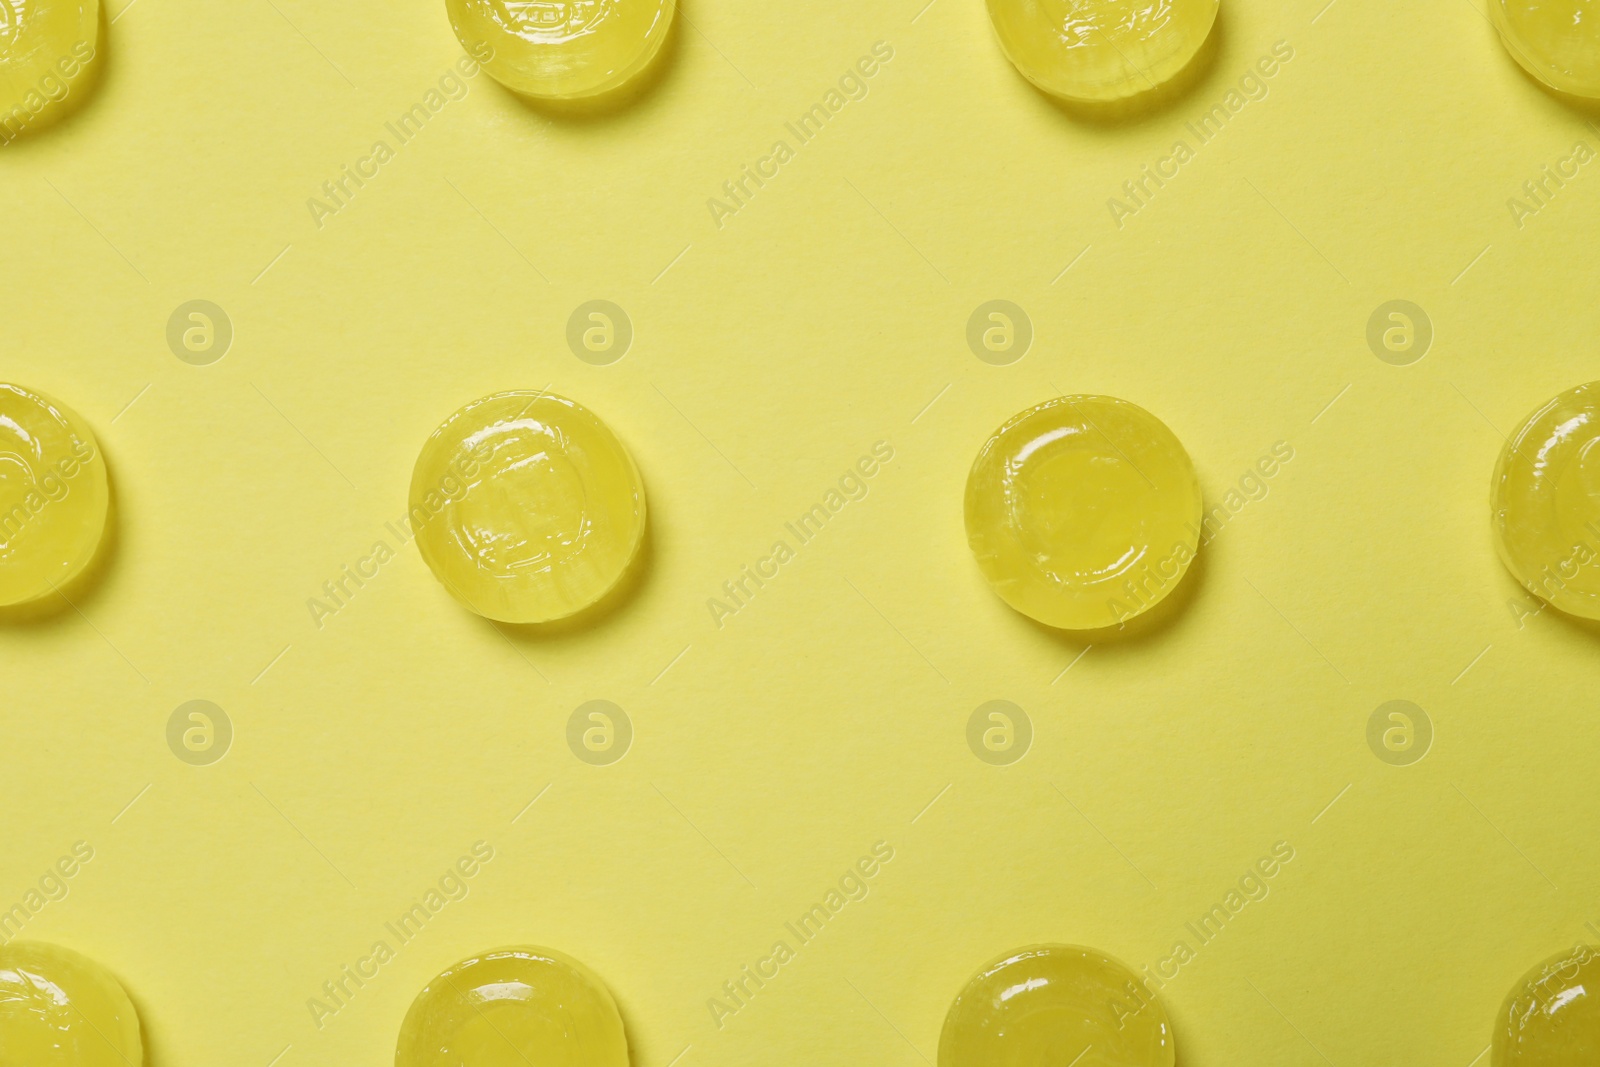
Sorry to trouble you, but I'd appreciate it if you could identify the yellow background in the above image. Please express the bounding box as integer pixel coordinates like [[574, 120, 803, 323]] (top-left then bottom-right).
[[5, 0, 1600, 1063]]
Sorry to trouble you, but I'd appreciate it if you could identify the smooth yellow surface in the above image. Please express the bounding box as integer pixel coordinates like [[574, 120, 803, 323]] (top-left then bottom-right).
[[445, 0, 675, 99], [0, 0, 97, 140], [986, 0, 1218, 102], [965, 395, 1202, 629], [0, 383, 108, 607], [939, 944, 1175, 1067], [410, 391, 646, 624], [1492, 946, 1600, 1065], [0, 941, 141, 1067], [7, 2, 1600, 1066], [1490, 382, 1600, 621], [395, 947, 628, 1067], [1491, 0, 1600, 98]]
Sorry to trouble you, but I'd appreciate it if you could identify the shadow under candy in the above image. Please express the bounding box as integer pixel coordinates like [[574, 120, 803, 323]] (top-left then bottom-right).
[[487, 0, 685, 127], [1022, 5, 1227, 130]]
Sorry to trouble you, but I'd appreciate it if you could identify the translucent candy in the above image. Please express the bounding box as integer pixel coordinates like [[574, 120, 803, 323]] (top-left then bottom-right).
[[395, 947, 628, 1067], [0, 0, 98, 141], [1492, 0, 1600, 98], [446, 0, 675, 100], [965, 395, 1202, 630], [0, 941, 142, 1067], [0, 383, 109, 607], [411, 391, 645, 624], [986, 0, 1218, 102], [1493, 946, 1600, 1065], [939, 944, 1176, 1067], [1491, 382, 1600, 621]]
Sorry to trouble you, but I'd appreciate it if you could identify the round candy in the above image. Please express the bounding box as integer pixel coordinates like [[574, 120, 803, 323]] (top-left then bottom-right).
[[985, 0, 1218, 103], [396, 947, 629, 1067], [446, 0, 675, 100], [1491, 382, 1600, 621], [1491, 0, 1600, 98], [939, 944, 1175, 1067], [0, 383, 109, 607], [965, 395, 1202, 630], [0, 0, 98, 140], [1493, 946, 1600, 1065], [0, 941, 142, 1067], [411, 390, 646, 624]]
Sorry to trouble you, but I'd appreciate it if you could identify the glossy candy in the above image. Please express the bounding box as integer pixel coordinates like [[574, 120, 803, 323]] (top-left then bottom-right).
[[0, 0, 97, 139], [395, 947, 628, 1067], [1493, 945, 1600, 1065], [986, 0, 1218, 102], [411, 390, 646, 625], [1491, 382, 1600, 621], [965, 395, 1202, 630], [939, 944, 1175, 1067], [0, 383, 109, 607], [446, 0, 675, 100], [0, 941, 142, 1067], [1492, 0, 1600, 98]]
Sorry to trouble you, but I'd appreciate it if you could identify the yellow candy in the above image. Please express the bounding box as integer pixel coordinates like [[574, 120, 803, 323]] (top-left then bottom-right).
[[1492, 0, 1600, 98], [0, 941, 142, 1067], [965, 395, 1201, 630], [411, 390, 646, 625], [396, 947, 629, 1067], [1493, 946, 1600, 1065], [445, 0, 675, 100], [986, 0, 1217, 103], [0, 0, 98, 141], [1491, 382, 1600, 621], [0, 383, 109, 607], [939, 944, 1175, 1067]]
